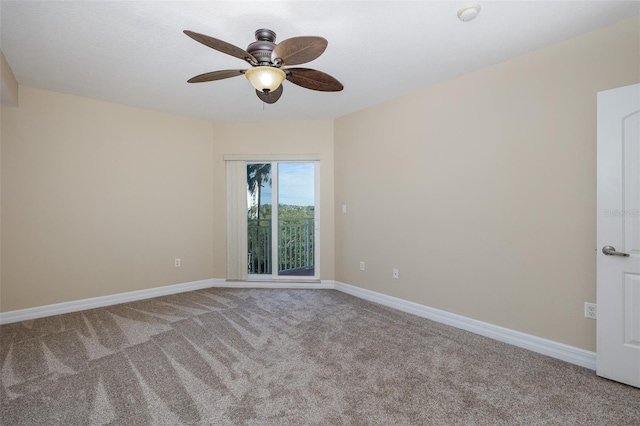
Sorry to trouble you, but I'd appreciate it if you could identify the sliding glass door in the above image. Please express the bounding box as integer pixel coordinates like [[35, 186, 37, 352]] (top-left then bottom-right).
[[247, 163, 273, 275], [247, 161, 318, 279]]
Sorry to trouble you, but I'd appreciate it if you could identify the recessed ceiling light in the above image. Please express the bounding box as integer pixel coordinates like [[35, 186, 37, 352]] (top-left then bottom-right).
[[457, 4, 481, 22]]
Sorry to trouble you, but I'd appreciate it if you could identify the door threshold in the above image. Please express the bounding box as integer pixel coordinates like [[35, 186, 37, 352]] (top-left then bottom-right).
[[227, 278, 322, 284]]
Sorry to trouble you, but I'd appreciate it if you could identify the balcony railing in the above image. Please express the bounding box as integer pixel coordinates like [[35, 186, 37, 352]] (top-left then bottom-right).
[[248, 217, 314, 275]]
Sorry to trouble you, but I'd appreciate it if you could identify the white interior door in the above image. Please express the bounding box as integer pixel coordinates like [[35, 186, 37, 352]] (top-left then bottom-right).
[[596, 83, 640, 388]]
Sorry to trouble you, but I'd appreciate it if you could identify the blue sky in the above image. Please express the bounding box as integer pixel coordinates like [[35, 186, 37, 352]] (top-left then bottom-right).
[[256, 162, 315, 207]]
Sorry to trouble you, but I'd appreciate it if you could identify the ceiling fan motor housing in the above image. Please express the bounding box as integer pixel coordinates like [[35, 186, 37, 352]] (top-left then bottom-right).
[[247, 29, 277, 65]]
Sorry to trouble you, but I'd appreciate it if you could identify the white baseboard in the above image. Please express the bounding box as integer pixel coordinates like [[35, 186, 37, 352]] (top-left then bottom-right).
[[0, 278, 222, 325], [0, 278, 333, 324], [334, 281, 596, 370], [0, 278, 596, 371]]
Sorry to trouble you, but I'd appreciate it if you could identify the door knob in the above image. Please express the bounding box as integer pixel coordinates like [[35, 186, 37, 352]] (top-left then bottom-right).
[[602, 245, 630, 257]]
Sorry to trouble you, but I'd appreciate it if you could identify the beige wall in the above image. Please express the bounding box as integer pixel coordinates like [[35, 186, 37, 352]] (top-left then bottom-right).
[[0, 88, 335, 312], [211, 120, 335, 280], [1, 50, 19, 107], [334, 17, 640, 352], [1, 87, 214, 311], [0, 49, 19, 298]]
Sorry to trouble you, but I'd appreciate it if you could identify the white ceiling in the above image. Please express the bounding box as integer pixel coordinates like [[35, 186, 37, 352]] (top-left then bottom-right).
[[1, 1, 638, 122]]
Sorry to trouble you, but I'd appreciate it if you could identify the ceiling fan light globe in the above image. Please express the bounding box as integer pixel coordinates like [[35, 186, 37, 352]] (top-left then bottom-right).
[[245, 66, 286, 93]]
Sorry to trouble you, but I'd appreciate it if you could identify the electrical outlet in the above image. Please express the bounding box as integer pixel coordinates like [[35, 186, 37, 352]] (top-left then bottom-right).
[[359, 261, 365, 271], [175, 258, 181, 267], [342, 204, 347, 214], [393, 268, 399, 279], [584, 302, 597, 319]]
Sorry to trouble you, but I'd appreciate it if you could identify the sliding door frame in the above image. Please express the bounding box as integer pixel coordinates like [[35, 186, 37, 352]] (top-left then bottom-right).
[[224, 154, 321, 282]]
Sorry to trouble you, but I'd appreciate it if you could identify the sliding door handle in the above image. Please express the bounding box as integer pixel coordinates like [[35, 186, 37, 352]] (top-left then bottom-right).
[[602, 245, 630, 257]]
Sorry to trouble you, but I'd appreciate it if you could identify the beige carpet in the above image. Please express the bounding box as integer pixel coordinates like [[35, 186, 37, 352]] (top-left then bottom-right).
[[1, 288, 638, 425]]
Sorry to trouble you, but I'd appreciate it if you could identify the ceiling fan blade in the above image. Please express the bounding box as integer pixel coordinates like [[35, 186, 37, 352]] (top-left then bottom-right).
[[187, 69, 245, 83], [285, 68, 344, 92], [184, 30, 257, 65], [271, 36, 327, 66], [256, 84, 284, 104]]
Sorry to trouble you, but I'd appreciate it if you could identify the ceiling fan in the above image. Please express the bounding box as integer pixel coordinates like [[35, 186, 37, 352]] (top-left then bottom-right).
[[184, 28, 344, 104]]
